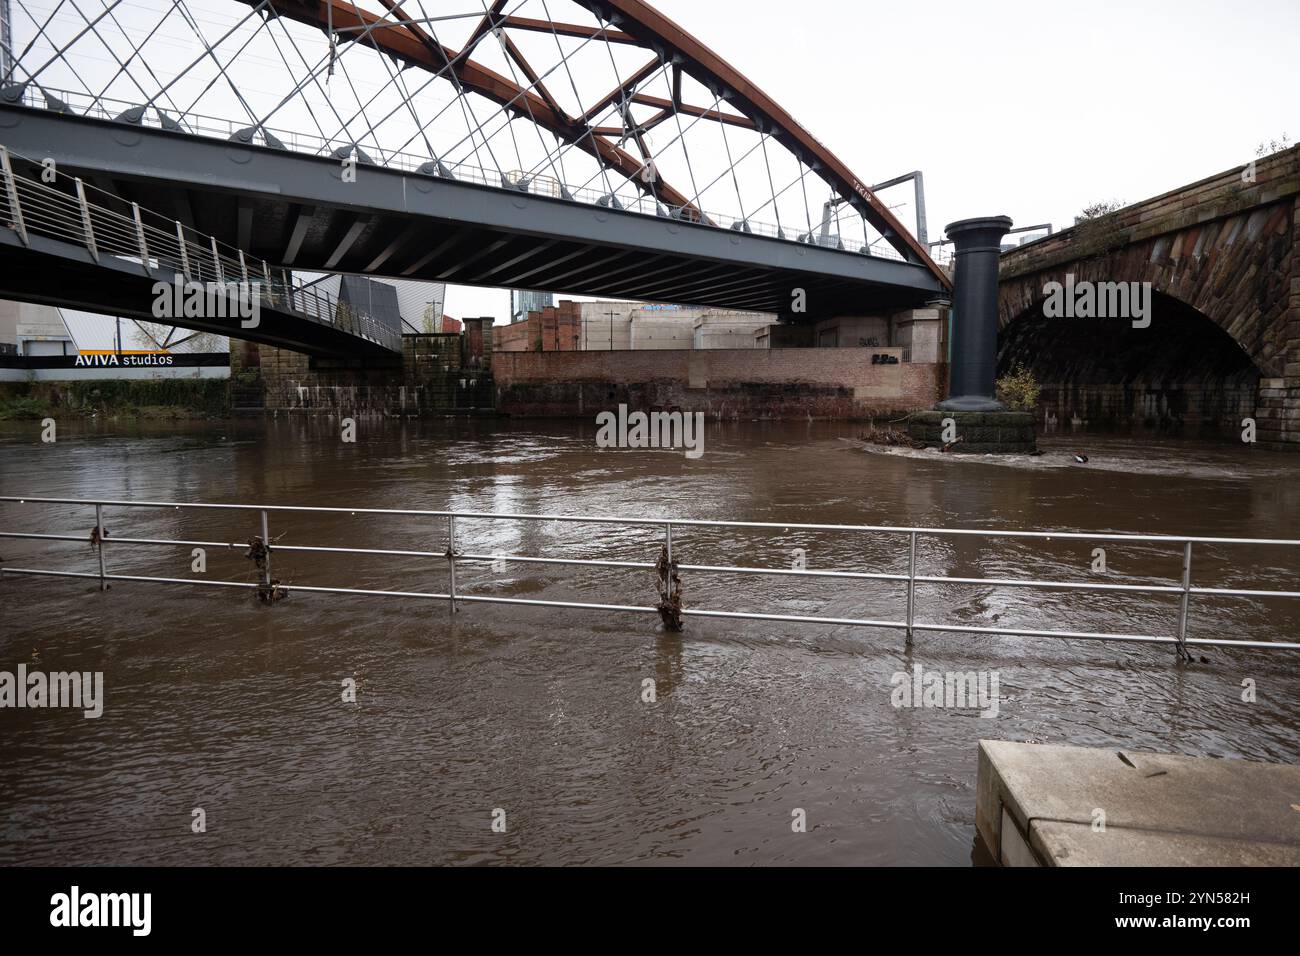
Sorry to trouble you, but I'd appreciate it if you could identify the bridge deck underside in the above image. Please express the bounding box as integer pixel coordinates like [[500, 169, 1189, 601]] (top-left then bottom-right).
[[0, 230, 400, 360], [0, 108, 944, 318]]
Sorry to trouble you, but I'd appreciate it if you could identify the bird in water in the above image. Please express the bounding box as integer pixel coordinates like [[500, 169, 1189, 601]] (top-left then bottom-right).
[[1073, 454, 1089, 463]]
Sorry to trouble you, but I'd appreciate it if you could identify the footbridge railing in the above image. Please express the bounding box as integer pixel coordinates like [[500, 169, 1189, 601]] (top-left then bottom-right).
[[2, 85, 905, 260], [0, 144, 401, 351], [2, 496, 1298, 657]]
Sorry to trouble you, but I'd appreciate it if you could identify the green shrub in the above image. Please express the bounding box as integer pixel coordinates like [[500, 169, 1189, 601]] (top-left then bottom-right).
[[0, 379, 230, 418], [0, 395, 51, 420], [996, 364, 1040, 412]]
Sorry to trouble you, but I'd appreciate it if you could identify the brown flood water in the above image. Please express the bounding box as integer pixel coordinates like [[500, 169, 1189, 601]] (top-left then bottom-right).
[[1, 418, 1298, 865]]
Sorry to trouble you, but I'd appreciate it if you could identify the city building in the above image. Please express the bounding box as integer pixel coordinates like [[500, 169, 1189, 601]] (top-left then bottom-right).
[[0, 300, 79, 356], [574, 301, 774, 351], [510, 289, 554, 324], [496, 300, 770, 352], [490, 298, 941, 360], [299, 276, 446, 333]]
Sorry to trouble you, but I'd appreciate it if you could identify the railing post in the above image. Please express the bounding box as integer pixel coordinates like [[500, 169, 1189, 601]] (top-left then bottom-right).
[[262, 261, 275, 305], [447, 515, 458, 614], [94, 503, 107, 591], [653, 521, 683, 631], [0, 146, 28, 247], [175, 221, 191, 279], [239, 249, 250, 285], [260, 509, 272, 591], [133, 203, 149, 272], [211, 236, 225, 285], [75, 177, 99, 262], [1176, 541, 1193, 661], [906, 531, 917, 642]]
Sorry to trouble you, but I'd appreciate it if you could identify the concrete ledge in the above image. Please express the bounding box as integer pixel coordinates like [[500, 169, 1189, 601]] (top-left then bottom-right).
[[977, 740, 1300, 866]]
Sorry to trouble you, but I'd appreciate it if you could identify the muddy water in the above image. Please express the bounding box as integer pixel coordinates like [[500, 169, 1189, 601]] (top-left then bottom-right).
[[1, 418, 1298, 866]]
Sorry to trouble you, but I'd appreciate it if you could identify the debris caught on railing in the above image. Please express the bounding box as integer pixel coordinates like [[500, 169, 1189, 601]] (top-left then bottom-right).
[[245, 535, 288, 603], [88, 525, 109, 548], [654, 544, 683, 632], [258, 578, 289, 604], [245, 535, 269, 570]]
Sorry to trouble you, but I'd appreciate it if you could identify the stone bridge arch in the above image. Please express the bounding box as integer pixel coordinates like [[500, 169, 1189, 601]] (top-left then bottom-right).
[[995, 145, 1300, 445]]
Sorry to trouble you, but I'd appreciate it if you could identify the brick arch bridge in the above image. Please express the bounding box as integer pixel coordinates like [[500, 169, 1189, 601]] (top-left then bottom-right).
[[997, 145, 1300, 448]]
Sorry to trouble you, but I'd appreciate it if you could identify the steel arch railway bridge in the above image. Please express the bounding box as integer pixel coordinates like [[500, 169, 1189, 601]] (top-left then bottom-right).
[[0, 0, 948, 354]]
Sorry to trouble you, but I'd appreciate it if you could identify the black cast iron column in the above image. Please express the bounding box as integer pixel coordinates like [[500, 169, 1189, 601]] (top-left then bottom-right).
[[937, 215, 1012, 412]]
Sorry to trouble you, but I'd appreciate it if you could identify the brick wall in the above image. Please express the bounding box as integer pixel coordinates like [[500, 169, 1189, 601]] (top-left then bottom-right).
[[494, 320, 532, 352], [1036, 382, 1258, 435], [493, 348, 945, 419], [462, 317, 494, 372], [251, 333, 493, 415], [494, 301, 580, 352], [228, 339, 263, 411], [1261, 192, 1300, 448]]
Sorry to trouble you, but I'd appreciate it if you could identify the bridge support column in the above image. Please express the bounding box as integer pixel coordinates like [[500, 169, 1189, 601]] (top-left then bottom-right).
[[228, 340, 264, 414], [938, 216, 1012, 411], [909, 215, 1036, 452]]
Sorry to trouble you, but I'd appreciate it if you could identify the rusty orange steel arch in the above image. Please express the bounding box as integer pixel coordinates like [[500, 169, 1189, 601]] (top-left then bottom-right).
[[237, 0, 949, 289]]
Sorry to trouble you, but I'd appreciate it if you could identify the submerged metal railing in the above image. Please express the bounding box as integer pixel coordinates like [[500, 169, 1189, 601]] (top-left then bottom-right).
[[2, 495, 1299, 655], [0, 144, 401, 352]]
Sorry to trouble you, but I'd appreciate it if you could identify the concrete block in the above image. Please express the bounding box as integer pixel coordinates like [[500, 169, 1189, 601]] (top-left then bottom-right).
[[977, 739, 1300, 866]]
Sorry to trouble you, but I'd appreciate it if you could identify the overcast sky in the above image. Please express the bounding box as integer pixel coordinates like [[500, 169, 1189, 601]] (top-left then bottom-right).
[[16, 0, 1293, 322], [447, 0, 1299, 320]]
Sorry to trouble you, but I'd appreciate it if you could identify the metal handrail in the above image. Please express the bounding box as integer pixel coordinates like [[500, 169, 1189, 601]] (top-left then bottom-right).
[[2, 495, 1298, 654], [0, 143, 402, 352], [6, 85, 906, 262]]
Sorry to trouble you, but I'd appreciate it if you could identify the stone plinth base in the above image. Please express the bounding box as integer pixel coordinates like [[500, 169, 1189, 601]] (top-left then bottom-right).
[[908, 409, 1036, 453]]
